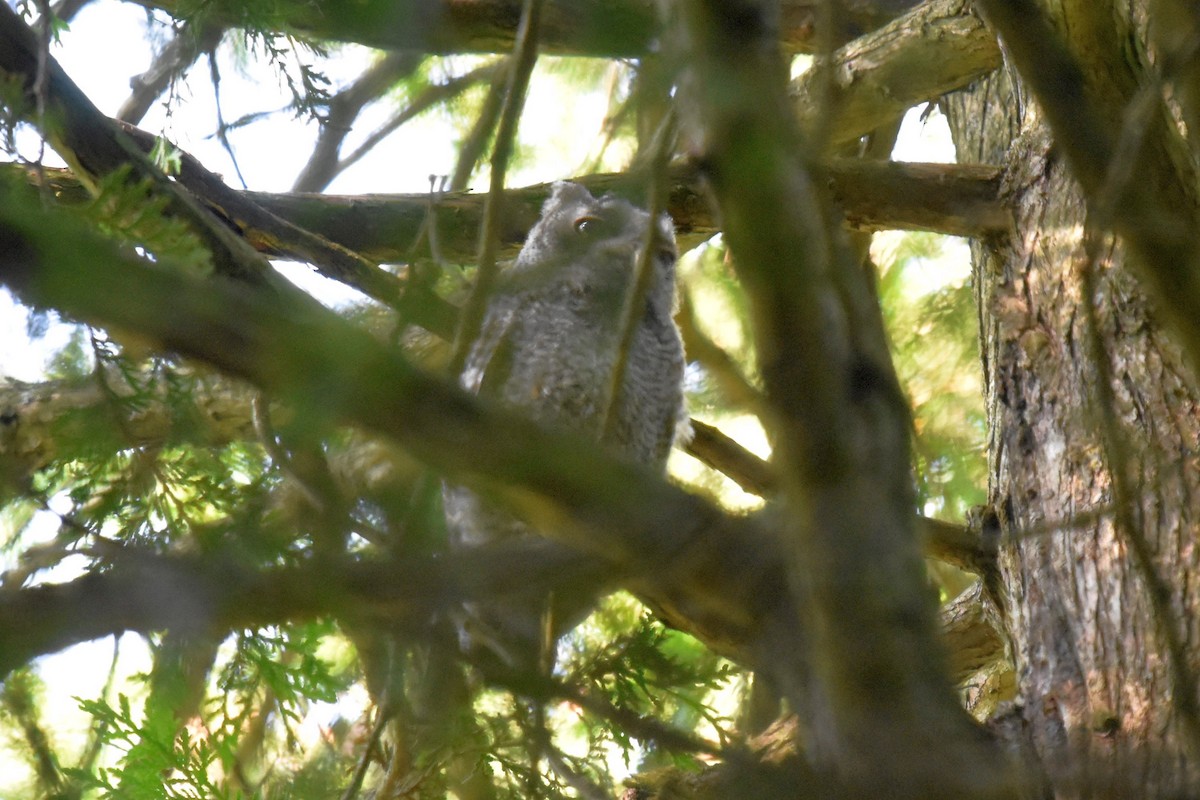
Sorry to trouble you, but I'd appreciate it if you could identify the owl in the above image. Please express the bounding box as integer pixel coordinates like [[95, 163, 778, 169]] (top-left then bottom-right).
[[443, 180, 687, 666]]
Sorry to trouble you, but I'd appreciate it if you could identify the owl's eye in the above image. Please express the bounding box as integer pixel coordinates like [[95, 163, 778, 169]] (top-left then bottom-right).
[[573, 215, 603, 236]]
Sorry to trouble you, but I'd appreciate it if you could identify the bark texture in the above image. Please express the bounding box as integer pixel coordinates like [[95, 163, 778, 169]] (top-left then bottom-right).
[[945, 3, 1200, 794]]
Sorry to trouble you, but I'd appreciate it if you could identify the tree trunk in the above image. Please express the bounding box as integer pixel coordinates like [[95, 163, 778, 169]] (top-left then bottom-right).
[[945, 4, 1200, 795]]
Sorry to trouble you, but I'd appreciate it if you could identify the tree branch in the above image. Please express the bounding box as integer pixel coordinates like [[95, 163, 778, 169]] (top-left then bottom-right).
[[0, 540, 606, 682], [448, 0, 545, 373], [117, 20, 225, 125], [129, 0, 921, 57], [16, 158, 1006, 267], [0, 371, 991, 577], [0, 373, 258, 500], [292, 51, 425, 192], [673, 0, 1013, 794], [793, 0, 1002, 148]]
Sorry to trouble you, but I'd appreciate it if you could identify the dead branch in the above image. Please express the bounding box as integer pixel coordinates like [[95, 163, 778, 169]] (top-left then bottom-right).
[[292, 51, 425, 192], [793, 0, 1001, 147], [117, 20, 225, 125]]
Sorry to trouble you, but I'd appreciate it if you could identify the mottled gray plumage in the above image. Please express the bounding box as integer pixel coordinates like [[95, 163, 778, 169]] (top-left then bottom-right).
[[443, 181, 686, 665]]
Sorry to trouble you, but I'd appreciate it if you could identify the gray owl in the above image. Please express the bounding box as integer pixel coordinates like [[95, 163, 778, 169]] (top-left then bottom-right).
[[443, 180, 686, 667]]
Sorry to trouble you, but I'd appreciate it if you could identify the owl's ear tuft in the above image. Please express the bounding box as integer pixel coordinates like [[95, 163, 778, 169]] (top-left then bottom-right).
[[548, 180, 593, 206]]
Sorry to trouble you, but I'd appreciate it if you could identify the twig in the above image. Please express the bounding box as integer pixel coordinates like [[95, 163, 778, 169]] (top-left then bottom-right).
[[544, 744, 609, 800], [474, 661, 732, 760], [207, 38, 249, 189], [74, 636, 121, 774], [1, 670, 64, 794], [677, 288, 765, 416], [450, 58, 510, 191], [293, 51, 423, 193], [252, 394, 326, 513], [448, 0, 546, 375], [339, 697, 393, 800], [601, 109, 677, 443], [683, 419, 775, 496], [118, 20, 224, 125], [336, 60, 504, 179]]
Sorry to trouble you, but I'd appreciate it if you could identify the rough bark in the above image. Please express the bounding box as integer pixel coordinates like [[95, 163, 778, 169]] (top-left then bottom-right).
[[944, 1, 1200, 794], [793, 0, 1000, 148]]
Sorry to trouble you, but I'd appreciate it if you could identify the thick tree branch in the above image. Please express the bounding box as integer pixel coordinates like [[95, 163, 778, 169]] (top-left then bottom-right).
[[0, 541, 605, 682], [0, 373, 258, 501], [16, 158, 1006, 267], [793, 0, 1002, 148], [941, 580, 1007, 686], [0, 372, 992, 578], [674, 0, 1013, 795], [825, 159, 1005, 237], [0, 516, 1005, 705], [130, 0, 920, 57]]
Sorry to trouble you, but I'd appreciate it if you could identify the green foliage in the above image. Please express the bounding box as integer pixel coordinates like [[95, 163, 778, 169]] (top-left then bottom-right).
[[218, 623, 350, 711], [45, 326, 92, 380], [552, 596, 737, 781], [228, 29, 331, 123], [149, 137, 184, 176], [57, 623, 359, 799], [16, 2, 69, 40], [172, 0, 332, 120], [76, 166, 213, 278], [71, 692, 239, 800], [876, 233, 986, 519], [0, 669, 61, 797], [0, 69, 33, 153]]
